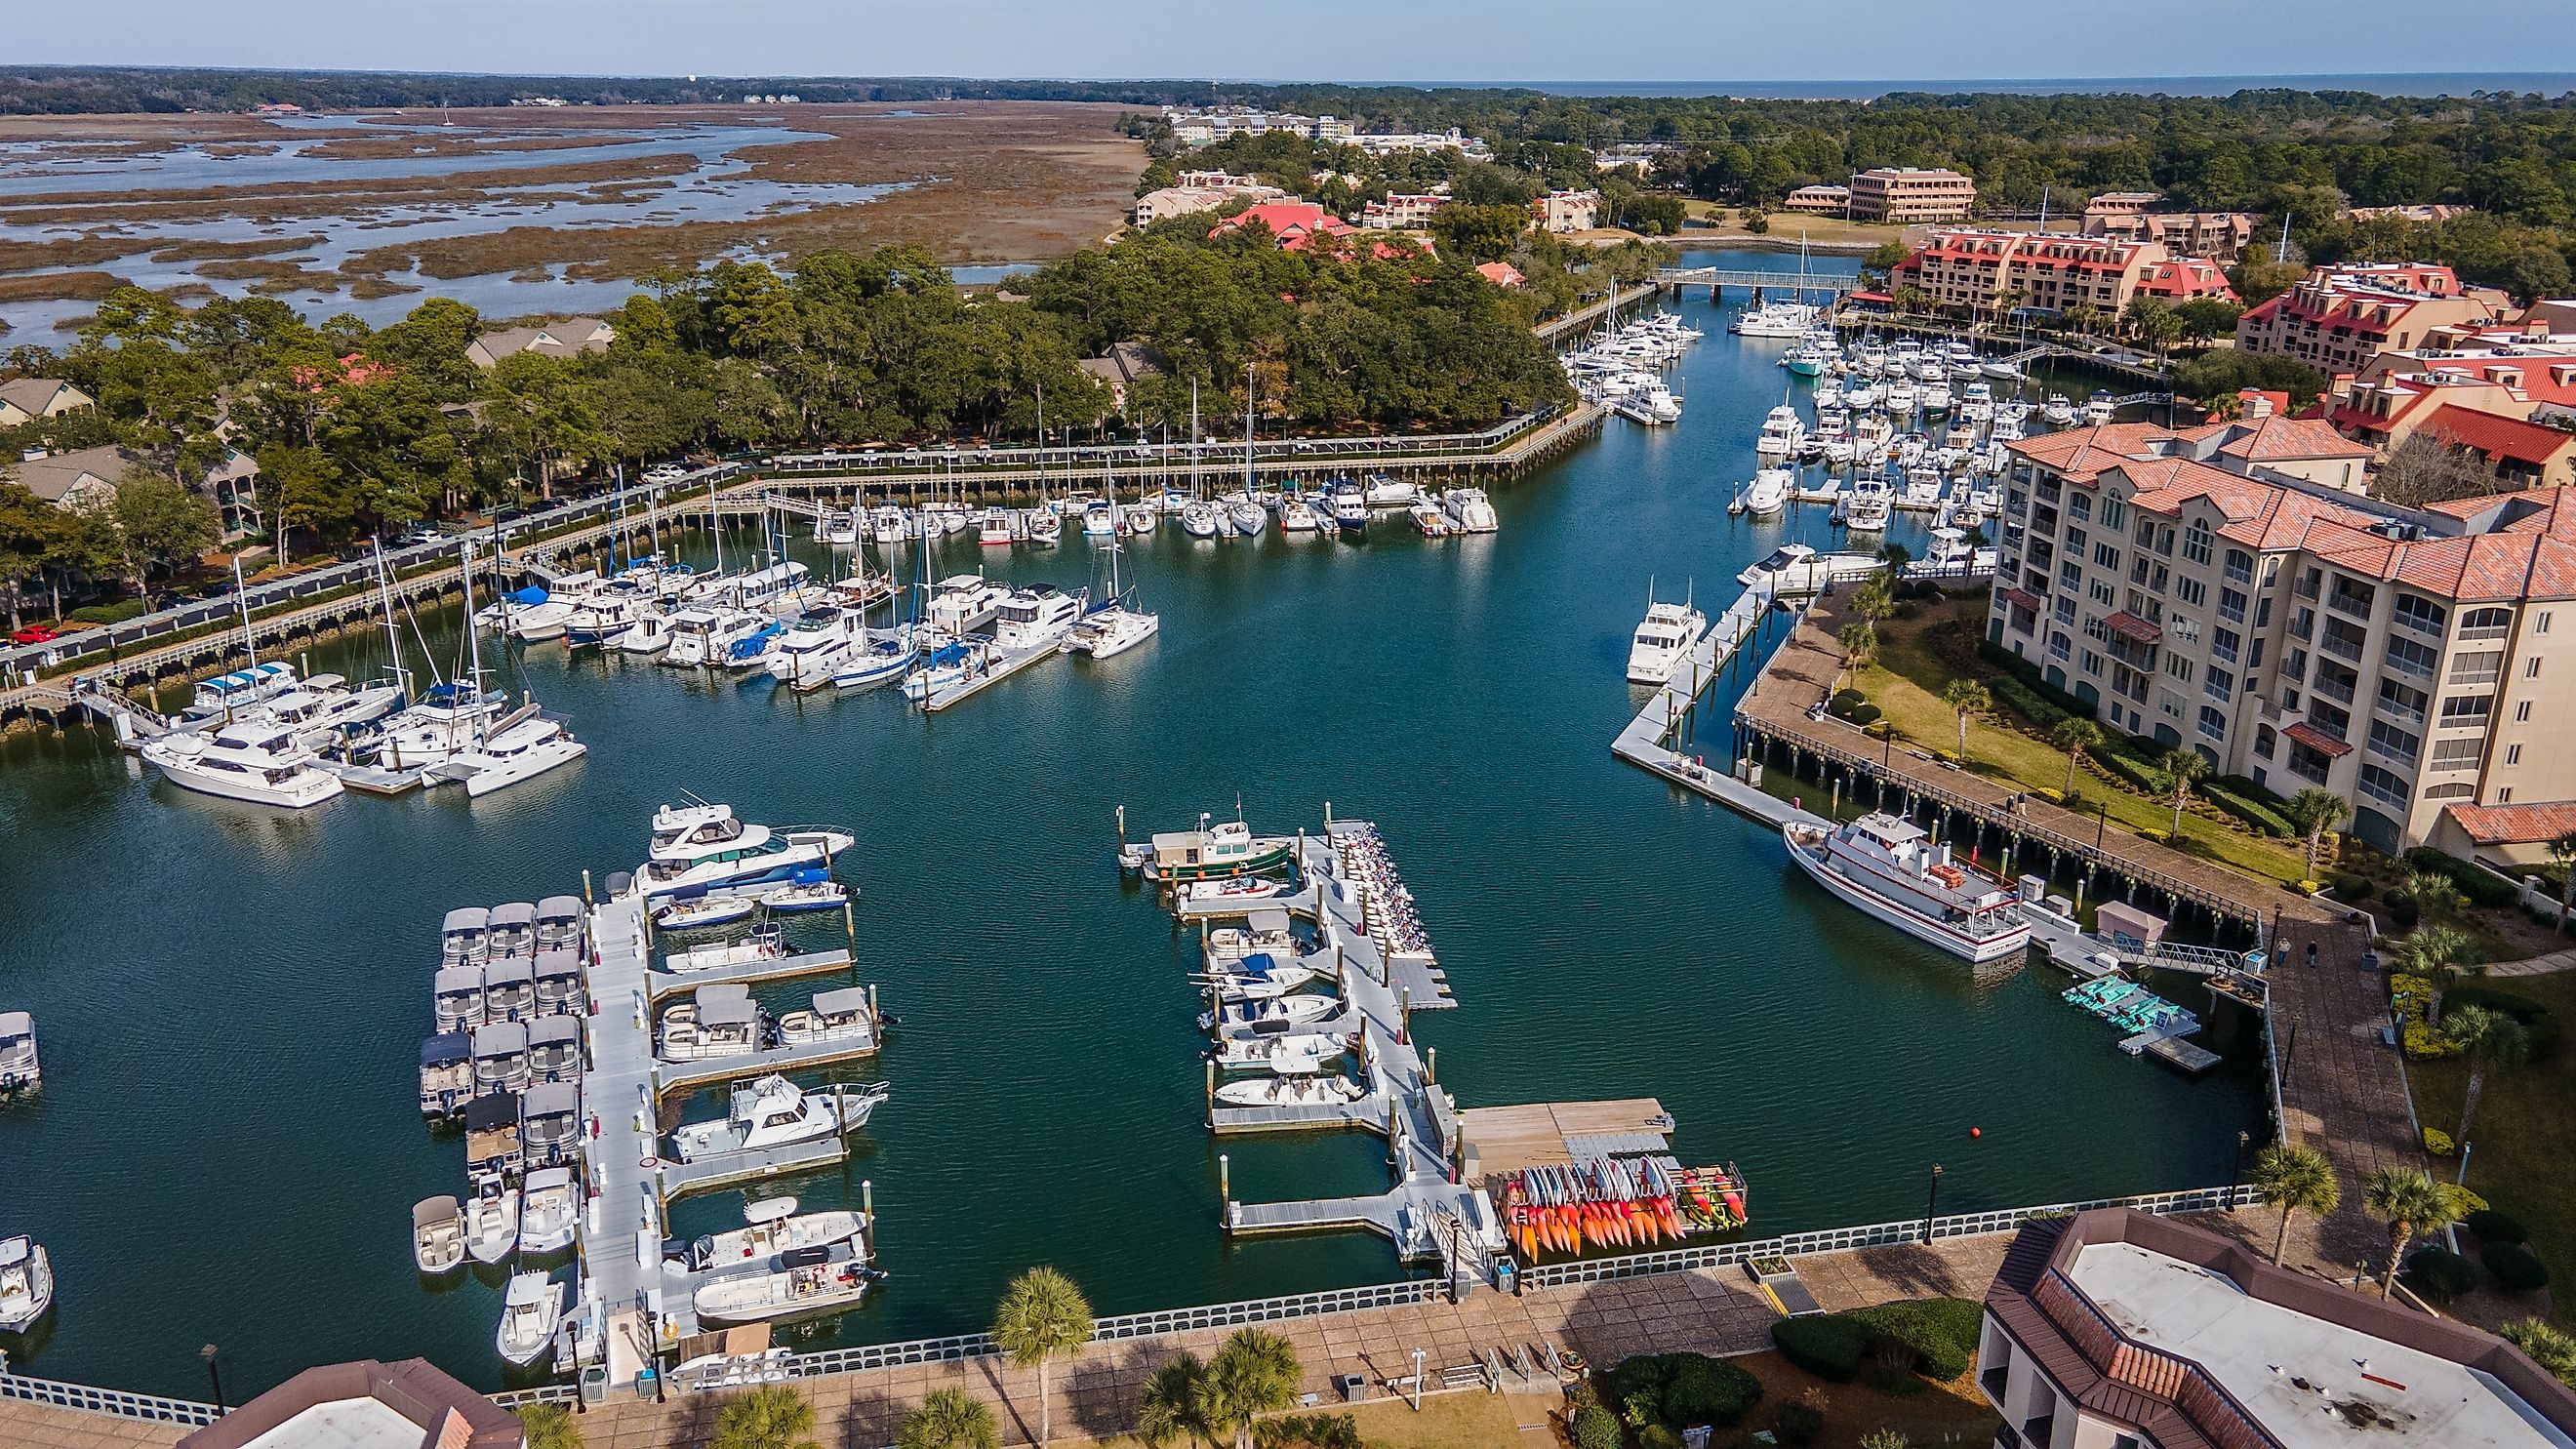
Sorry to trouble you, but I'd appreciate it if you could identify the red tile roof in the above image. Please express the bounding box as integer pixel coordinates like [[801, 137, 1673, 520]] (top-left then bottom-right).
[[1211, 201, 1355, 251], [2443, 800, 2576, 846], [2134, 258, 2237, 301], [2216, 414, 2371, 463], [2102, 611, 2163, 643], [2284, 721, 2354, 757], [2424, 404, 2576, 468], [1998, 586, 2044, 611], [2003, 423, 2179, 486]]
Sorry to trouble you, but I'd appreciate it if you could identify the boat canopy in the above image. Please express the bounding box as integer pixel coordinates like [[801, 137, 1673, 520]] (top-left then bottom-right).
[[779, 1245, 832, 1269], [525, 1164, 572, 1190], [503, 1271, 551, 1306], [442, 906, 491, 937], [506, 585, 548, 605], [923, 642, 973, 667], [533, 948, 583, 982], [490, 902, 538, 930], [697, 984, 753, 1011], [811, 987, 872, 1018], [420, 1032, 469, 1067], [1247, 909, 1293, 934], [536, 895, 584, 926], [472, 1022, 530, 1059], [700, 998, 760, 1029], [433, 966, 483, 999], [523, 1083, 577, 1121], [528, 1017, 581, 1051], [0, 1237, 29, 1268], [414, 1196, 461, 1228], [1239, 952, 1280, 976], [484, 959, 537, 990], [464, 1090, 521, 1131], [0, 1010, 29, 1038]]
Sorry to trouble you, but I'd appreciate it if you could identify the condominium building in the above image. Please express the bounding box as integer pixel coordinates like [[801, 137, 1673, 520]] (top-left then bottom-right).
[[1131, 172, 1286, 226], [2235, 262, 2504, 377], [1163, 108, 1353, 148], [1987, 418, 2576, 853], [1360, 191, 1448, 230], [1781, 184, 1851, 215], [1849, 167, 1976, 222], [1533, 188, 1601, 233], [1977, 1208, 2576, 1449], [2079, 194, 2261, 261], [1890, 229, 2236, 319], [1348, 128, 1483, 157]]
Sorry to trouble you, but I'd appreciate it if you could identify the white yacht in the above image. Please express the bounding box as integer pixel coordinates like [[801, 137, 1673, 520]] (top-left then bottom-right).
[[0, 1011, 36, 1090], [256, 674, 402, 750], [1783, 812, 2032, 963], [1843, 476, 1893, 532], [412, 1196, 465, 1274], [1752, 405, 1805, 460], [1742, 467, 1791, 517], [611, 612, 679, 657], [692, 1251, 882, 1327], [2040, 393, 2077, 425], [181, 661, 301, 727], [517, 1167, 579, 1256], [1278, 499, 1321, 534], [829, 626, 918, 691], [925, 576, 1009, 635], [2083, 389, 2116, 424], [1213, 1031, 1348, 1074], [1439, 488, 1498, 534], [143, 721, 343, 809], [438, 715, 586, 798], [680, 1197, 866, 1272], [668, 1075, 887, 1163], [495, 1271, 565, 1368], [1201, 993, 1341, 1033], [992, 585, 1084, 652], [686, 560, 811, 612], [464, 1177, 521, 1266], [630, 802, 853, 903], [564, 589, 663, 649], [1731, 300, 1820, 339], [367, 681, 507, 771], [1364, 475, 1418, 507], [768, 606, 869, 693], [0, 1235, 55, 1331], [1626, 599, 1708, 686]]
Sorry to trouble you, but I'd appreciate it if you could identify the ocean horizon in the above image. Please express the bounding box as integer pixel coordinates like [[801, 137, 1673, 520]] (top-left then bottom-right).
[[1466, 72, 2576, 100]]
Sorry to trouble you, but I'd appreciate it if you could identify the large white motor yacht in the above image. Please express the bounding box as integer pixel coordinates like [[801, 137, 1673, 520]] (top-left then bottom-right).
[[925, 576, 1010, 635], [679, 1196, 867, 1272], [630, 802, 853, 902], [1626, 600, 1709, 686], [142, 720, 343, 808], [992, 585, 1085, 653], [668, 1075, 887, 1162], [767, 606, 870, 693], [437, 715, 587, 798], [1783, 812, 2031, 963], [1439, 488, 1498, 534]]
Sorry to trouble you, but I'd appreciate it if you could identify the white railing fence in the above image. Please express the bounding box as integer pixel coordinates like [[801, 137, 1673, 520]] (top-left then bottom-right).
[[0, 1369, 224, 1427]]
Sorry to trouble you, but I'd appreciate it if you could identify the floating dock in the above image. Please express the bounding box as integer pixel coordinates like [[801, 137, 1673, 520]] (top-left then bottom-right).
[[644, 946, 855, 999], [920, 637, 1063, 712], [1456, 1099, 1675, 1180]]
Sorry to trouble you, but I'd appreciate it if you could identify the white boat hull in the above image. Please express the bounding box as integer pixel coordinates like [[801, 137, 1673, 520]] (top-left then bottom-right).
[[1785, 828, 2031, 964]]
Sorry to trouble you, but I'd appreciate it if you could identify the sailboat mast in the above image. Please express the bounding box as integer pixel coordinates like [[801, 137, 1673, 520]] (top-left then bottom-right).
[[1243, 366, 1256, 496], [372, 543, 408, 697]]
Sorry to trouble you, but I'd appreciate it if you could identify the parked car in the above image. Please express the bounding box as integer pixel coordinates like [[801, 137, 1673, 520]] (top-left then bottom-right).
[[11, 624, 59, 645]]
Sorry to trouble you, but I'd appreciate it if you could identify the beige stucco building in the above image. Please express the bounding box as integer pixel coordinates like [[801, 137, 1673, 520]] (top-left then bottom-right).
[[1849, 167, 1976, 221]]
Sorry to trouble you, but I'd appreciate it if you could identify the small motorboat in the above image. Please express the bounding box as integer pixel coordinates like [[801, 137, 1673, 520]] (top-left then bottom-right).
[[1027, 510, 1061, 546], [692, 1251, 884, 1326], [761, 877, 851, 913], [680, 1196, 868, 1272], [669, 1076, 887, 1163], [0, 1235, 56, 1331], [0, 1011, 36, 1090], [1212, 1031, 1350, 1074], [667, 922, 789, 975], [654, 893, 761, 932], [1214, 1074, 1363, 1107], [1278, 500, 1321, 534], [413, 1196, 466, 1274], [979, 516, 1014, 546], [1182, 877, 1289, 906], [1410, 502, 1452, 537], [464, 1177, 522, 1266], [496, 1270, 566, 1368], [1200, 993, 1340, 1033], [518, 1167, 579, 1257]]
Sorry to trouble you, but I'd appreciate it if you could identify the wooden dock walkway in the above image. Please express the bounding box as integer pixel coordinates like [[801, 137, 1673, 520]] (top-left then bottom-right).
[[1608, 579, 1831, 830], [658, 1034, 882, 1092], [920, 636, 1065, 713]]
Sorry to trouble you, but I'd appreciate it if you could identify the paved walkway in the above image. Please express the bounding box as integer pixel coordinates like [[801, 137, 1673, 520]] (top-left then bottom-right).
[[2489, 946, 2576, 978], [0, 1400, 188, 1449], [2267, 921, 2428, 1269]]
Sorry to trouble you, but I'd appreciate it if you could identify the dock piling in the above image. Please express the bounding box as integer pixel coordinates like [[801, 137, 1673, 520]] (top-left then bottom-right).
[[1219, 1152, 1229, 1202], [1426, 1046, 1436, 1083], [863, 1179, 873, 1220]]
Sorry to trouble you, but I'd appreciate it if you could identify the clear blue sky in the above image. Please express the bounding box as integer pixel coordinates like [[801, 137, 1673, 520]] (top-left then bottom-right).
[[20, 0, 2576, 84]]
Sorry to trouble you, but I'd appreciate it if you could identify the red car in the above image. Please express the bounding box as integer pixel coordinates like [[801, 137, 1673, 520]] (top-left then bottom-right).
[[11, 624, 58, 645]]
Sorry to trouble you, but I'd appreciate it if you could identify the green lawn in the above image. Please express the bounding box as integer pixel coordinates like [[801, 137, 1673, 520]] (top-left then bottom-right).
[[2408, 969, 2576, 1327], [1850, 600, 2308, 888]]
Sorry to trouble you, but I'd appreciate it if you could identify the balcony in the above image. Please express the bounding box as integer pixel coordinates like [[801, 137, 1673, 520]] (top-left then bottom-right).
[[2328, 584, 2377, 622], [2318, 631, 2363, 664], [2313, 673, 2355, 705]]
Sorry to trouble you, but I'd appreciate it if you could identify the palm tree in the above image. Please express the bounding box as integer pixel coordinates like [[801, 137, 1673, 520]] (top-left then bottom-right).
[[1201, 1329, 1302, 1449], [1851, 574, 1894, 626], [2362, 1167, 2467, 1299], [1941, 678, 1991, 760], [2053, 717, 2103, 796], [1135, 1350, 1213, 1449], [1836, 621, 1876, 691], [2161, 748, 2211, 839], [990, 1267, 1093, 1448], [2395, 925, 2483, 1026], [2281, 787, 2353, 883], [2552, 832, 2576, 936], [898, 1389, 1000, 1449], [517, 1404, 583, 1449], [2447, 1005, 2531, 1146], [709, 1385, 821, 1449], [2502, 1318, 2576, 1386], [2249, 1142, 2340, 1267], [2404, 866, 2468, 920]]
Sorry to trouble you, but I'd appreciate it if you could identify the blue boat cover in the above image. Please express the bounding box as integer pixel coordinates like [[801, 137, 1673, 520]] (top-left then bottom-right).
[[507, 585, 548, 605], [1240, 951, 1277, 975]]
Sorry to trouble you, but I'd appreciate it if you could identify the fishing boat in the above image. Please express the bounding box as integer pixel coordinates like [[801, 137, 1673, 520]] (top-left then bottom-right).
[[0, 1236, 55, 1331], [1148, 817, 1297, 882], [668, 1076, 887, 1163], [1626, 596, 1708, 686], [680, 1197, 868, 1272], [1201, 993, 1340, 1033], [1211, 1031, 1349, 1074], [1214, 1074, 1362, 1107], [1783, 812, 2031, 964], [517, 1167, 580, 1256], [0, 1012, 38, 1091], [495, 1271, 565, 1368], [143, 720, 344, 809], [693, 1251, 884, 1327], [412, 1196, 465, 1274], [463, 1176, 522, 1266]]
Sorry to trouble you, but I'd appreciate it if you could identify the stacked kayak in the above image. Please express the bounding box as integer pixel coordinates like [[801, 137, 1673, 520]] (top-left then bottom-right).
[[1500, 1155, 1746, 1260]]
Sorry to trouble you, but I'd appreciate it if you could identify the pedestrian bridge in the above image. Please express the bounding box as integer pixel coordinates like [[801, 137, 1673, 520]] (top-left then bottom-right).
[[1656, 267, 1861, 297]]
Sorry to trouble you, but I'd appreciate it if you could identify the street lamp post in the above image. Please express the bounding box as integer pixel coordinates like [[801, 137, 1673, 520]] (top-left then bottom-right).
[[202, 1344, 225, 1413], [1923, 1164, 1944, 1244], [2227, 1130, 2250, 1209]]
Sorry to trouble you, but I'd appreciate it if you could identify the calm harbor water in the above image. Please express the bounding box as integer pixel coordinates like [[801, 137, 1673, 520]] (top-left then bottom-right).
[[0, 251, 2257, 1398]]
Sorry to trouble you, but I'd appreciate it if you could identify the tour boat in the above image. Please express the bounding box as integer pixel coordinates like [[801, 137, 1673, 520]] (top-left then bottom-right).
[[1783, 812, 2032, 964], [0, 1235, 55, 1331], [412, 1196, 465, 1274], [517, 1167, 579, 1257], [1148, 818, 1298, 882], [1439, 488, 1498, 533], [1743, 467, 1791, 517], [630, 803, 853, 903], [993, 584, 1085, 652], [680, 1197, 867, 1272], [495, 1271, 565, 1369], [0, 1011, 37, 1090], [692, 1251, 884, 1327], [1626, 599, 1708, 686], [143, 720, 344, 809], [1215, 1074, 1363, 1107], [464, 1177, 522, 1266], [668, 1076, 887, 1163], [925, 576, 1010, 635], [828, 627, 917, 692]]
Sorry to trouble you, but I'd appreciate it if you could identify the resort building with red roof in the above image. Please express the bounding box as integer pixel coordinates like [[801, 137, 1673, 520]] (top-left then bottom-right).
[[2234, 262, 2504, 378], [1889, 228, 2235, 321]]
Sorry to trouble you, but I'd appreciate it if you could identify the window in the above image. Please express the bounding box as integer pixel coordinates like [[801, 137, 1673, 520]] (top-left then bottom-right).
[[2183, 519, 2213, 565], [2100, 495, 2127, 531], [2425, 782, 2475, 800], [2060, 562, 2083, 591], [2541, 611, 2554, 634], [2440, 695, 2493, 725], [2080, 649, 2105, 676], [2068, 492, 2091, 521], [2528, 657, 2545, 679], [2095, 542, 2120, 569], [2065, 526, 2087, 553], [2177, 578, 2207, 608], [2198, 704, 2228, 740], [2250, 637, 2267, 668], [2441, 646, 2501, 683], [2207, 666, 2234, 702], [2508, 744, 2523, 766], [2158, 689, 2186, 720], [2459, 606, 2512, 642], [2218, 586, 2247, 624], [2153, 523, 2176, 557], [2049, 630, 2073, 661], [2088, 579, 2115, 607], [2165, 655, 2194, 684], [2393, 593, 2446, 637], [2431, 737, 2483, 769], [2367, 718, 2420, 763], [2501, 786, 2516, 803], [2378, 678, 2428, 725], [2054, 596, 2077, 624], [2171, 616, 2200, 643], [2328, 575, 2377, 619], [2358, 763, 2410, 809], [2516, 700, 2533, 723], [2257, 593, 2274, 628], [2224, 548, 2253, 584]]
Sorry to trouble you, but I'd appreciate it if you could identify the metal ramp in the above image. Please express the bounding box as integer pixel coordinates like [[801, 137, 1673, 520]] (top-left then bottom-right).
[[1747, 1257, 1824, 1317]]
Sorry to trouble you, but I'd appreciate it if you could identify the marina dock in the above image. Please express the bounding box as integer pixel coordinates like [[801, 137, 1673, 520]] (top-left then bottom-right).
[[920, 637, 1064, 713], [643, 946, 855, 998], [1609, 579, 1831, 831]]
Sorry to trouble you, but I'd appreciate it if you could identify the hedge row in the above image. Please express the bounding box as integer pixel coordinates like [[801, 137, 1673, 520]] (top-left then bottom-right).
[[2201, 782, 2292, 837], [2403, 847, 2522, 909], [1977, 639, 2100, 723], [1603, 1352, 1763, 1430], [1770, 1314, 1870, 1381], [1848, 1298, 1984, 1382], [1988, 673, 2073, 732], [2093, 746, 2170, 796]]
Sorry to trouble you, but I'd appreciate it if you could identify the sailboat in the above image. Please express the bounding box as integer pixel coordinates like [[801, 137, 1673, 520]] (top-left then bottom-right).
[[1067, 533, 1158, 660]]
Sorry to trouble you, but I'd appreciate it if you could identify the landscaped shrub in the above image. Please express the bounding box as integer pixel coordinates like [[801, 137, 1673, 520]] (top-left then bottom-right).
[[2385, 892, 2421, 932], [1977, 641, 2100, 719], [1987, 674, 2069, 732], [2392, 974, 2461, 1059], [1637, 1427, 1680, 1449], [2484, 1242, 2553, 1292], [68, 600, 145, 624], [1253, 1413, 1363, 1449], [2216, 773, 2289, 809], [2468, 1209, 2529, 1245], [2444, 986, 2561, 1063], [2424, 1127, 2456, 1156], [1767, 1401, 1826, 1447], [1772, 1314, 1871, 1382], [1661, 1353, 1763, 1428], [2402, 847, 2522, 909], [1850, 1299, 1984, 1382], [1570, 1403, 1623, 1449], [2331, 872, 2373, 901], [2402, 1247, 2478, 1302], [2201, 783, 2291, 836]]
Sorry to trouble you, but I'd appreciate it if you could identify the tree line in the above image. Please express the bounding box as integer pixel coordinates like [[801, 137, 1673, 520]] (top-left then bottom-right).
[[0, 230, 1572, 618]]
